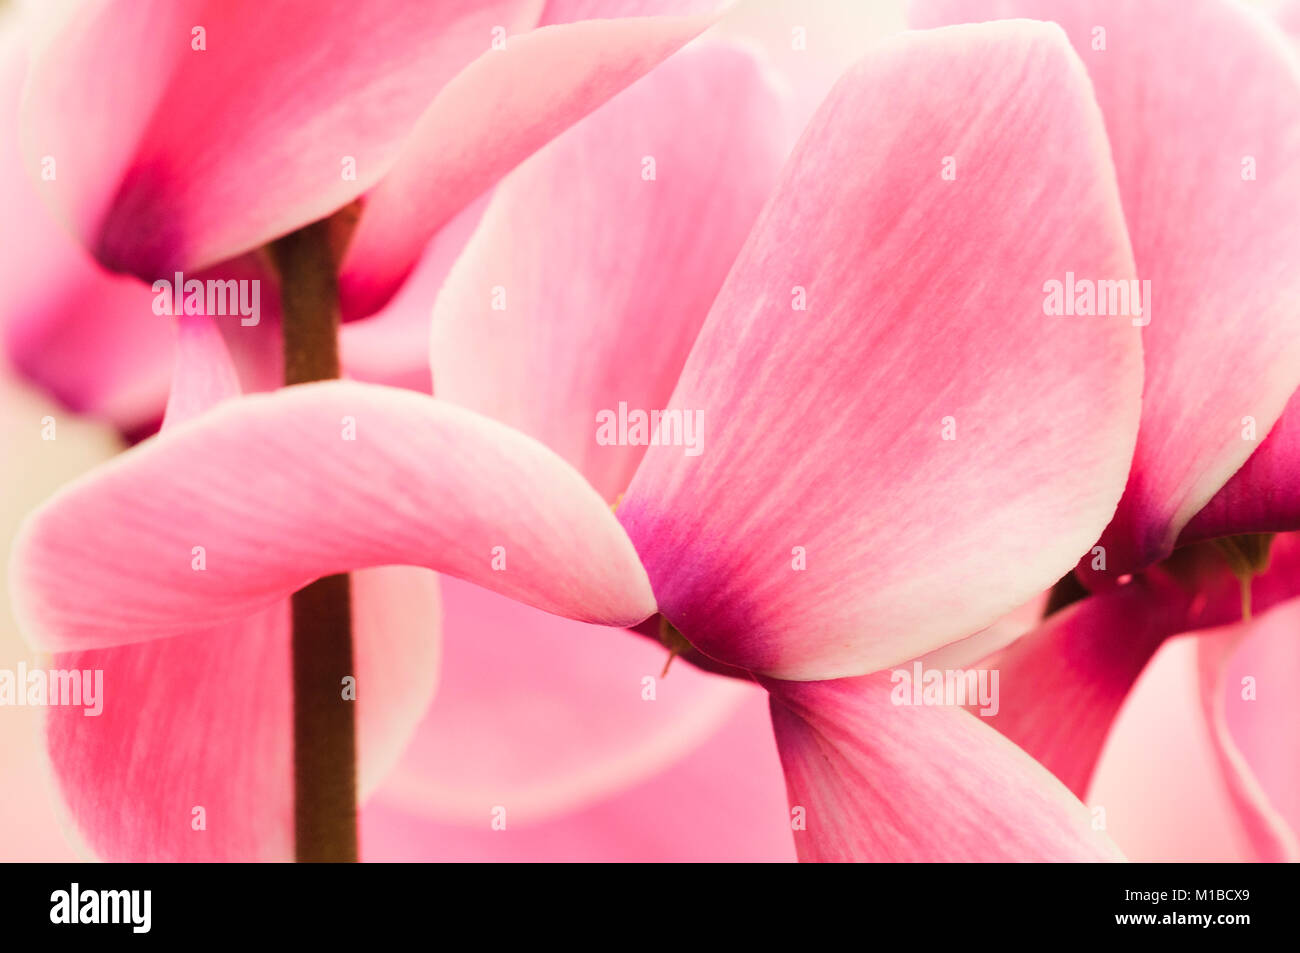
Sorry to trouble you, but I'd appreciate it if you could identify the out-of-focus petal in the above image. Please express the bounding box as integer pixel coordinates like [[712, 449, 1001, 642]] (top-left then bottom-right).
[[12, 381, 655, 652], [765, 674, 1123, 861], [914, 0, 1300, 580], [1277, 0, 1300, 38], [618, 21, 1142, 679], [362, 687, 795, 862], [431, 42, 784, 501], [339, 9, 726, 319], [0, 30, 169, 431], [539, 0, 722, 24], [21, 0, 538, 279], [0, 371, 119, 861], [378, 575, 749, 825]]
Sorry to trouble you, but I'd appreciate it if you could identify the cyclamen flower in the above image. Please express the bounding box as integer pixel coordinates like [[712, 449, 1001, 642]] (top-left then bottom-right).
[[16, 19, 1146, 861], [909, 0, 1300, 861], [3, 0, 725, 433]]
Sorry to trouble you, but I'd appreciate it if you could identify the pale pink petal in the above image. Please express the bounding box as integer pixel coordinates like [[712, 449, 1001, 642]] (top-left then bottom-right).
[[915, 588, 1050, 671], [1180, 388, 1300, 544], [1088, 637, 1260, 861], [339, 9, 726, 319], [21, 0, 538, 279], [0, 32, 169, 431], [1195, 604, 1300, 862], [914, 0, 1300, 579], [618, 21, 1142, 679], [431, 42, 784, 501], [362, 687, 795, 862], [378, 575, 748, 824], [766, 674, 1123, 861], [13, 381, 655, 652], [1220, 598, 1300, 848], [714, 0, 909, 152]]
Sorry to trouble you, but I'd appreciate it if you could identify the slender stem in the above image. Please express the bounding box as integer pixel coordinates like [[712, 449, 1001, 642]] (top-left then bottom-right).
[[270, 220, 357, 863]]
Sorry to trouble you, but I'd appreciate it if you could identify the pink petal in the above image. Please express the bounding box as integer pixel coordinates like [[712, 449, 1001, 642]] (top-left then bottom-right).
[[338, 9, 726, 319], [45, 564, 439, 861], [1179, 388, 1300, 544], [339, 197, 490, 393], [0, 32, 170, 431], [160, 315, 240, 428], [13, 381, 655, 652], [378, 574, 751, 825], [713, 0, 909, 153], [765, 674, 1123, 861], [618, 21, 1142, 679], [983, 532, 1300, 799], [1195, 603, 1300, 861], [914, 0, 1300, 579], [1088, 637, 1261, 861], [33, 304, 442, 861], [1220, 601, 1300, 844], [430, 42, 784, 501], [21, 0, 539, 279], [362, 688, 796, 862]]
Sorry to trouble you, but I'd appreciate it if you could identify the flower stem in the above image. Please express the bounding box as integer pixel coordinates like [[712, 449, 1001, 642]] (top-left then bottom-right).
[[270, 220, 357, 863]]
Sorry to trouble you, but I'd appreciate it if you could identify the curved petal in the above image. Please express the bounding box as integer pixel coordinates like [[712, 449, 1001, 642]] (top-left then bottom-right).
[[12, 381, 656, 652], [1219, 599, 1300, 846], [338, 9, 726, 319], [1087, 636, 1259, 860], [33, 310, 442, 861], [20, 0, 539, 279], [765, 674, 1123, 861], [1180, 388, 1300, 545], [378, 574, 749, 825], [1195, 603, 1300, 862], [362, 687, 796, 862], [982, 532, 1300, 799], [913, 0, 1300, 580], [618, 21, 1143, 679], [431, 42, 784, 501]]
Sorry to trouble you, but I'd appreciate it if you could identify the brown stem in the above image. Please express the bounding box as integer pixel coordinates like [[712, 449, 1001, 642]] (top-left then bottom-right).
[[269, 220, 357, 863]]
